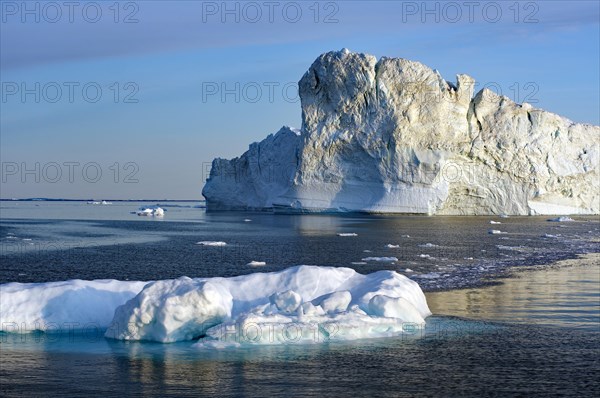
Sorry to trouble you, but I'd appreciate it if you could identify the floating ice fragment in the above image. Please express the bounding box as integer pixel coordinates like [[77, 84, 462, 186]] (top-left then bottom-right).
[[196, 241, 227, 246], [548, 216, 574, 222], [337, 233, 358, 237], [1, 265, 432, 345], [361, 257, 398, 262], [247, 261, 267, 267]]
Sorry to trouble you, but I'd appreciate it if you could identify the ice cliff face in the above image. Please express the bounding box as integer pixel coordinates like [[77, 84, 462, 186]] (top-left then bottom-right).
[[203, 49, 599, 215]]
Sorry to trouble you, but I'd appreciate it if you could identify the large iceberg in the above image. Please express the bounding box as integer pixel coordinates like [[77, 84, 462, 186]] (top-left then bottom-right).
[[203, 49, 599, 215], [0, 265, 431, 345]]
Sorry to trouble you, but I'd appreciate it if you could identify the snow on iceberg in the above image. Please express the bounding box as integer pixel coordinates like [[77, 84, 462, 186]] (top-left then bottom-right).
[[0, 279, 147, 333], [0, 266, 431, 345]]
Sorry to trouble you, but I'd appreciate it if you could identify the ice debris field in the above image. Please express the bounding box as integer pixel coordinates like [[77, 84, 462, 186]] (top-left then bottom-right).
[[0, 265, 431, 346]]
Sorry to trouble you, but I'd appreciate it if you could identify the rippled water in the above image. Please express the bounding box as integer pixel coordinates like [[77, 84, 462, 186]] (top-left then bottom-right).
[[1, 202, 599, 396]]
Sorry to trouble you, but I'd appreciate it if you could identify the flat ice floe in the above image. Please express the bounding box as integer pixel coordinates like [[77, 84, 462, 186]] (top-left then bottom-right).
[[0, 266, 431, 346], [196, 241, 227, 246], [488, 229, 506, 234], [246, 261, 267, 267], [337, 233, 358, 237], [361, 257, 399, 262]]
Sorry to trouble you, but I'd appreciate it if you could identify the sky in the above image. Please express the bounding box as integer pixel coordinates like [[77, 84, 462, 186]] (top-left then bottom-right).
[[1, 0, 598, 199]]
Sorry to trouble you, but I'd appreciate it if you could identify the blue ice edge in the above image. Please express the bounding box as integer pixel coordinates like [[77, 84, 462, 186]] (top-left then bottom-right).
[[0, 316, 502, 359]]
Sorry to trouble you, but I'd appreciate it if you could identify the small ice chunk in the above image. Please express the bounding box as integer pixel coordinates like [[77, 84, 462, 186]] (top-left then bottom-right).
[[499, 214, 509, 218], [362, 257, 398, 262], [404, 268, 414, 273], [136, 206, 164, 217], [363, 249, 372, 253], [548, 216, 574, 222], [269, 290, 302, 314], [489, 221, 502, 224], [196, 241, 227, 246], [385, 244, 400, 248], [247, 261, 267, 267], [312, 291, 352, 314], [351, 262, 367, 265], [243, 219, 252, 222], [401, 235, 410, 238], [300, 302, 325, 316], [337, 233, 358, 237], [418, 243, 438, 248], [488, 229, 506, 234]]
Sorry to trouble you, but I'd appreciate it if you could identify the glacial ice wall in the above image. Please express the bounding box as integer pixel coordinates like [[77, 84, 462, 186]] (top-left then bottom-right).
[[203, 49, 599, 215]]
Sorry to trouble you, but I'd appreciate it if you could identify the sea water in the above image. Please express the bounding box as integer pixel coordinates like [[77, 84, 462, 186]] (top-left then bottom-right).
[[1, 201, 598, 396]]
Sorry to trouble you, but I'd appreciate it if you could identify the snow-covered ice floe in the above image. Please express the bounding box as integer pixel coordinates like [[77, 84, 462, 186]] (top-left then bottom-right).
[[0, 266, 431, 346]]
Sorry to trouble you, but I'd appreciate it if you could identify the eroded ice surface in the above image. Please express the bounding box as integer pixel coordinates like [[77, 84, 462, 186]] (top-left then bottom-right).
[[0, 266, 431, 345]]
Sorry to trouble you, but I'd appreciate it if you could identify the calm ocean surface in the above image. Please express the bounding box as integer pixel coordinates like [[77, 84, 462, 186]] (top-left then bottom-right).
[[1, 201, 599, 396]]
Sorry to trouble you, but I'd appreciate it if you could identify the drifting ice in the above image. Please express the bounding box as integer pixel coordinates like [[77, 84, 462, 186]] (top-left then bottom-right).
[[0, 266, 431, 345]]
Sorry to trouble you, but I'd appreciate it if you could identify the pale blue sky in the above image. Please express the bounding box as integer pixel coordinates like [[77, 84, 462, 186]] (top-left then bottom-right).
[[1, 1, 598, 199]]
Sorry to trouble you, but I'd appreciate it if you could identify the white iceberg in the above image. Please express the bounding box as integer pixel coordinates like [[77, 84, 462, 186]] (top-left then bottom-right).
[[202, 50, 599, 215], [0, 266, 431, 345]]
